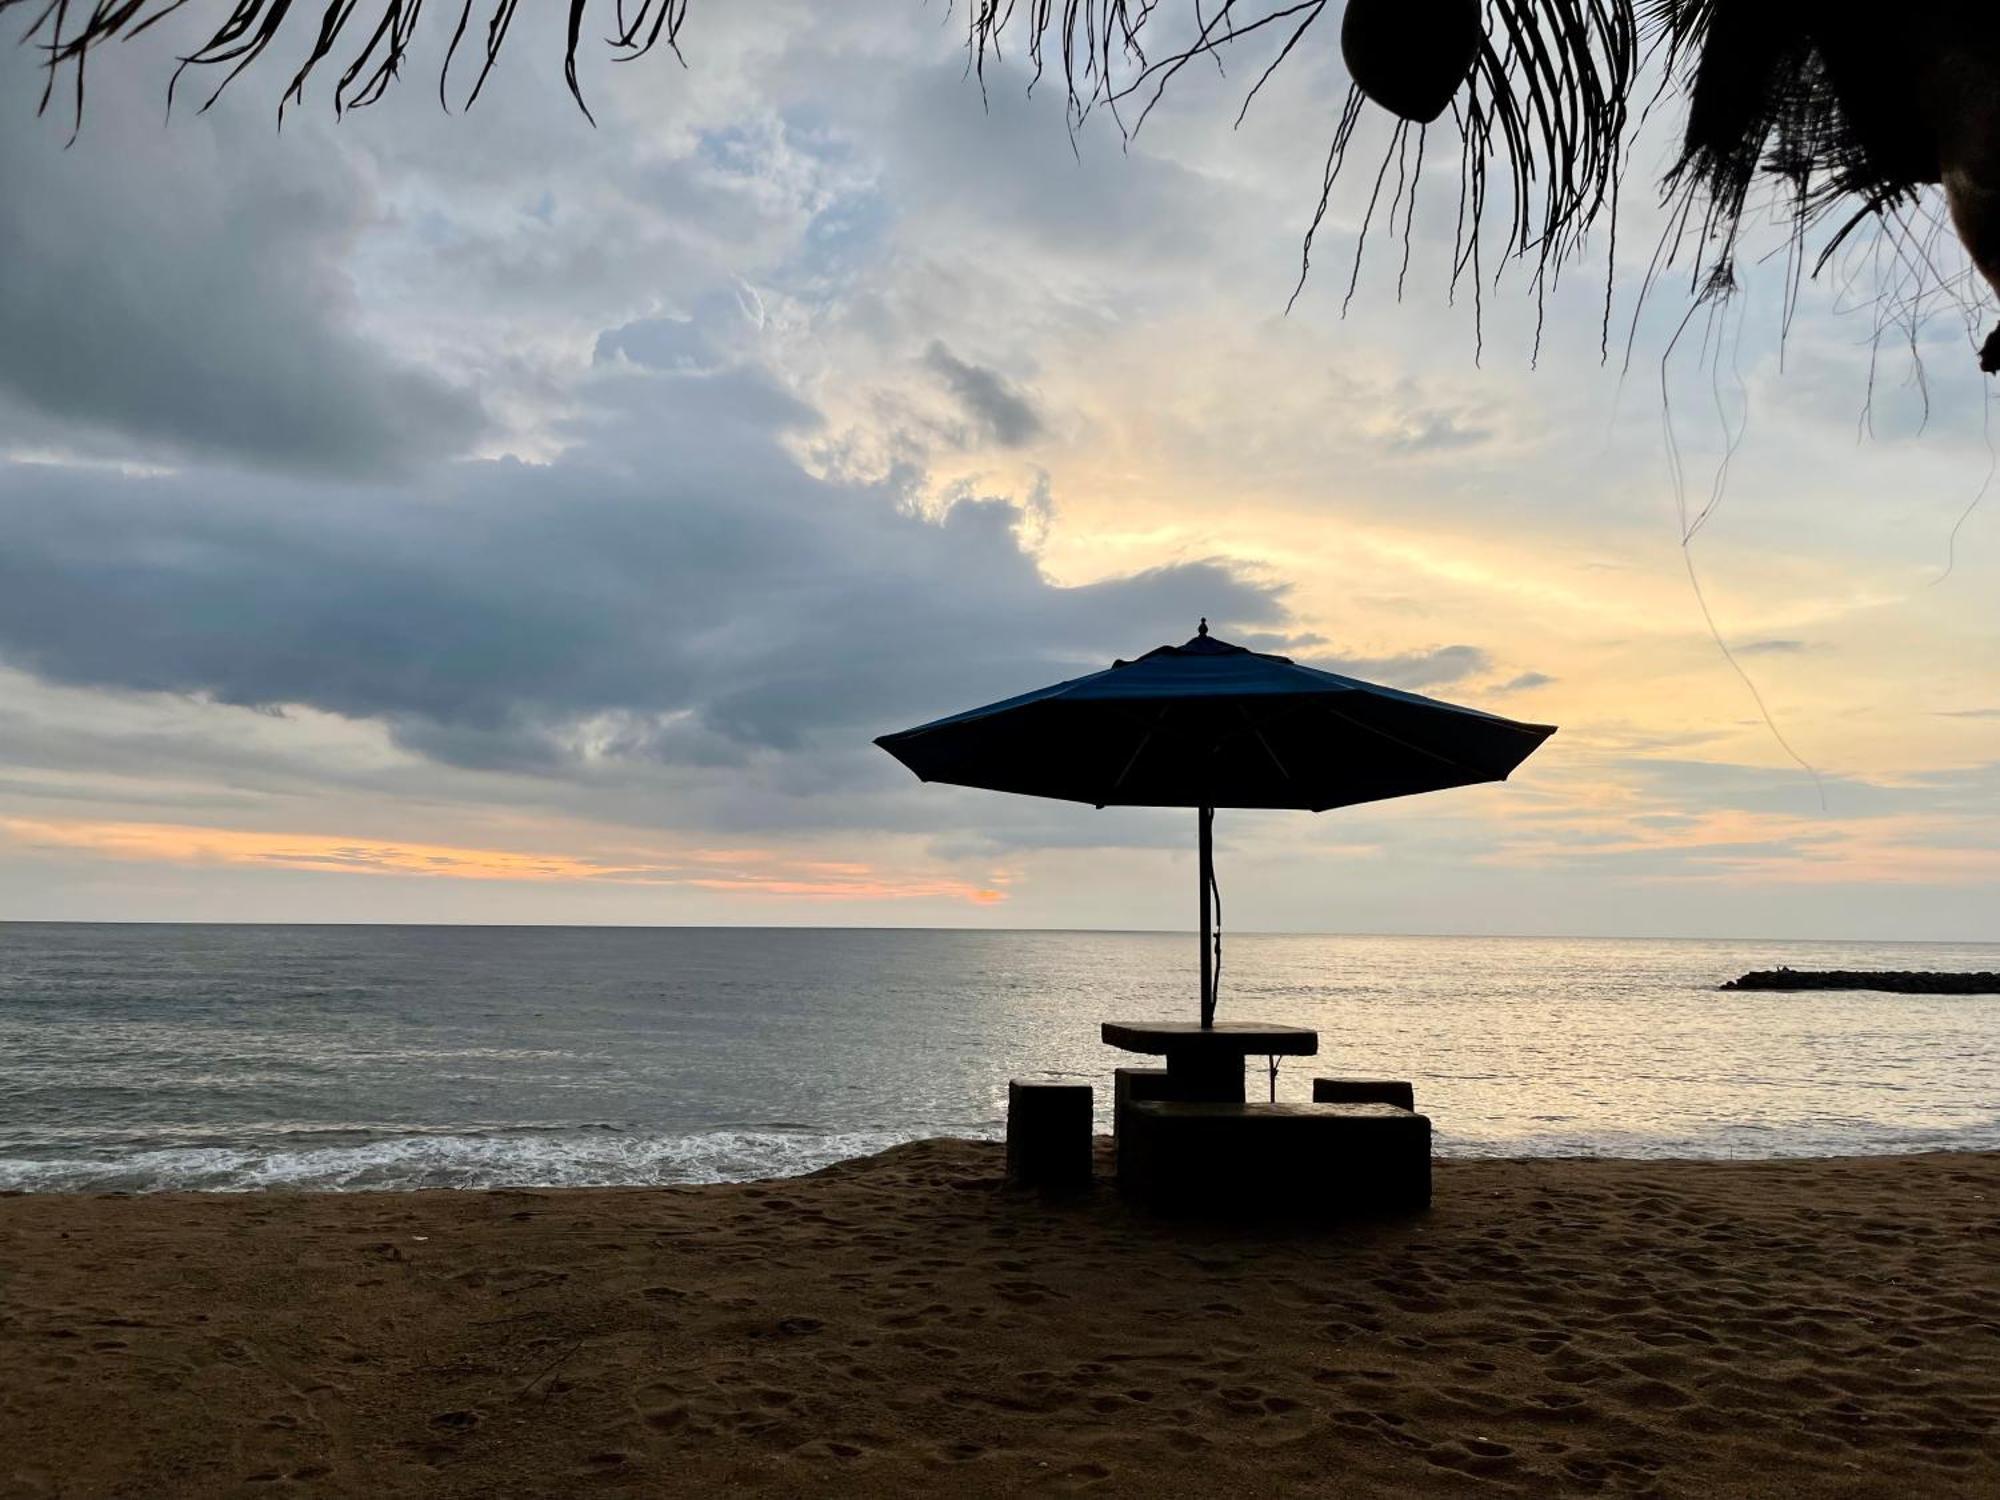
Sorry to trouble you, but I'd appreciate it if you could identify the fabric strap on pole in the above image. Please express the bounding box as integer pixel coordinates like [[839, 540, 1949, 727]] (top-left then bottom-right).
[[1198, 805, 1215, 1028]]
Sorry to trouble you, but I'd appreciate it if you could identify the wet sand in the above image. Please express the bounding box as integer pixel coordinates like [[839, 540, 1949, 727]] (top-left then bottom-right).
[[2, 1144, 1995, 1498]]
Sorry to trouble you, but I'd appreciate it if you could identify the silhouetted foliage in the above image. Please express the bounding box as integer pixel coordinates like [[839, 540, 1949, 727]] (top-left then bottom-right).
[[8, 2, 1997, 361]]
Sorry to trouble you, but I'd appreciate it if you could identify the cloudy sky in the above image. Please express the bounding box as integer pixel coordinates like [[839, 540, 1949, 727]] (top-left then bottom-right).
[[2, 7, 1996, 937]]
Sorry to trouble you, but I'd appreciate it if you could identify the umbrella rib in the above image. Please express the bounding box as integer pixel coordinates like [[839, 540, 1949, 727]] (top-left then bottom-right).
[[1240, 704, 1299, 789], [1104, 705, 1171, 800], [1315, 698, 1484, 775]]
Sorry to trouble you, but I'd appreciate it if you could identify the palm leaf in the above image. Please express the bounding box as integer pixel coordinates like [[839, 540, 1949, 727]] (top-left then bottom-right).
[[6, 1, 1988, 346]]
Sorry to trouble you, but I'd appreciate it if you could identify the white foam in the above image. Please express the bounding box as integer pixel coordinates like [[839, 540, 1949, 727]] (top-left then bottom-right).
[[0, 1126, 982, 1194]]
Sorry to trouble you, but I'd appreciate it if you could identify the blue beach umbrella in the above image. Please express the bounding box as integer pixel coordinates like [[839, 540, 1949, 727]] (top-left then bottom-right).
[[875, 622, 1555, 1026]]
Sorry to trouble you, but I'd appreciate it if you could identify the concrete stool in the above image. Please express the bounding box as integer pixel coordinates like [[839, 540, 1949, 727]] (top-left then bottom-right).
[[1006, 1079, 1093, 1191], [1313, 1077, 1416, 1111]]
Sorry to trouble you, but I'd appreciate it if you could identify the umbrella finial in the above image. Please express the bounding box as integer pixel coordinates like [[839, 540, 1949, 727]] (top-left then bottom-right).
[[1197, 617, 1208, 637]]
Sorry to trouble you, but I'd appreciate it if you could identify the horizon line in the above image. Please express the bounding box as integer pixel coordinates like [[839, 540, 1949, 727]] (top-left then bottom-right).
[[1, 919, 1994, 946]]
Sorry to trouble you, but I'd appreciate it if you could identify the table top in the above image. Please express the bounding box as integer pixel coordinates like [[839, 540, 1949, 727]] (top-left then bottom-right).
[[1130, 1100, 1413, 1120], [1101, 1020, 1319, 1057]]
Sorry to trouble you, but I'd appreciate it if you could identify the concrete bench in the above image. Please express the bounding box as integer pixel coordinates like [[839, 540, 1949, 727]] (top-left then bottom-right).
[[1119, 1100, 1431, 1216], [1312, 1077, 1416, 1111], [1005, 1079, 1093, 1191]]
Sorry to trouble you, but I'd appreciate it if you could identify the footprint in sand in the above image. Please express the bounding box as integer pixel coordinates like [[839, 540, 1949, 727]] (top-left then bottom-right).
[[995, 1281, 1060, 1306], [1060, 1460, 1112, 1484], [794, 1438, 865, 1460], [1426, 1437, 1518, 1476], [1533, 1391, 1593, 1413], [642, 1405, 691, 1432], [1610, 1376, 1694, 1410]]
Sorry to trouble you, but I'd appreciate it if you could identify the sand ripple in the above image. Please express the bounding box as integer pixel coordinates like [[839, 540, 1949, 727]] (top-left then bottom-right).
[[2, 1144, 1996, 1496]]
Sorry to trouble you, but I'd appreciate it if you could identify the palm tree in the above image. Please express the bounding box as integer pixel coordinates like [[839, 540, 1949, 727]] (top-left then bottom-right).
[[10, 2, 1998, 366]]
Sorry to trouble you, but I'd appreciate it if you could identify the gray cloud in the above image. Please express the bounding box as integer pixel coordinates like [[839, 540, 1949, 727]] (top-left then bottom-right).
[[595, 316, 721, 373], [1497, 671, 1557, 692], [0, 52, 484, 476], [0, 348, 1283, 784], [880, 63, 1232, 271], [1383, 407, 1493, 455], [1736, 639, 1810, 656], [1202, 636, 1494, 693], [1605, 758, 2000, 820], [1312, 644, 1493, 691], [923, 342, 1043, 448]]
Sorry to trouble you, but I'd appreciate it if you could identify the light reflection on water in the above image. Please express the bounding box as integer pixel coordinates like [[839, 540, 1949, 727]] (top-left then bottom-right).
[[1, 923, 1996, 1191]]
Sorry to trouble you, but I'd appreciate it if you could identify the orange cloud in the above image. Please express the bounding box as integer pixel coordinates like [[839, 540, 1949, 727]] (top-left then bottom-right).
[[0, 818, 1005, 905], [1480, 799, 2000, 887]]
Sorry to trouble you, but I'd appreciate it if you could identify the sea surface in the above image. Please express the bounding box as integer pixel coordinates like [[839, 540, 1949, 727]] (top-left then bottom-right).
[[3, 924, 1997, 1192]]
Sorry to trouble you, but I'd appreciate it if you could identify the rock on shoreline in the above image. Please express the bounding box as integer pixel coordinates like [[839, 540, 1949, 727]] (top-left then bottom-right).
[[1722, 968, 2000, 994]]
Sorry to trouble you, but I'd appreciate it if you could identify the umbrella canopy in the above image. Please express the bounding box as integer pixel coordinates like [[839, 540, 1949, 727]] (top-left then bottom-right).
[[875, 622, 1556, 1025], [875, 623, 1554, 811]]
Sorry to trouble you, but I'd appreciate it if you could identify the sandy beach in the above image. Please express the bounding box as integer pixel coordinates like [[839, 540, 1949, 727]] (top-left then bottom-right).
[[2, 1143, 1995, 1498]]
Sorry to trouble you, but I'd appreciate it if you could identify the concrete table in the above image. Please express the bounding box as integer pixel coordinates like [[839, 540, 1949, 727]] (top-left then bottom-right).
[[1101, 1020, 1318, 1104]]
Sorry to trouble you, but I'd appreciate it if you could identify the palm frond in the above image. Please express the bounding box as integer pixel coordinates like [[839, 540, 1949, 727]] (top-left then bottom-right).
[[6, 2, 1990, 351], [1, 0, 693, 123]]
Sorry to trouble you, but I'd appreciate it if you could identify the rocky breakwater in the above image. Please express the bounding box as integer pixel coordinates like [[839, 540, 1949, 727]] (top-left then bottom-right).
[[1722, 968, 2000, 995]]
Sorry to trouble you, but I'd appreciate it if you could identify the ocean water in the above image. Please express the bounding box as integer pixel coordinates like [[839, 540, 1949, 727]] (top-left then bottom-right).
[[2, 924, 1997, 1193]]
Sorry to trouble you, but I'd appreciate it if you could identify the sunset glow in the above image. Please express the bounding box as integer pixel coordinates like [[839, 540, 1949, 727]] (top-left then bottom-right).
[[0, 10, 1993, 938], [2, 819, 1008, 905]]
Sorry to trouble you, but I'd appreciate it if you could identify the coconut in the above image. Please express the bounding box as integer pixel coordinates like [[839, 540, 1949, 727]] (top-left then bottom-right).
[[1340, 0, 1485, 125]]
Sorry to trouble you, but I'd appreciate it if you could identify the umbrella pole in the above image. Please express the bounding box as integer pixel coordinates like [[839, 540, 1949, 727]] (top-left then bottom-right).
[[1198, 805, 1214, 1028]]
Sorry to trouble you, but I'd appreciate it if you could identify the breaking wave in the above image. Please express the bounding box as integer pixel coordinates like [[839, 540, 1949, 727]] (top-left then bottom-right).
[[0, 1125, 984, 1194]]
